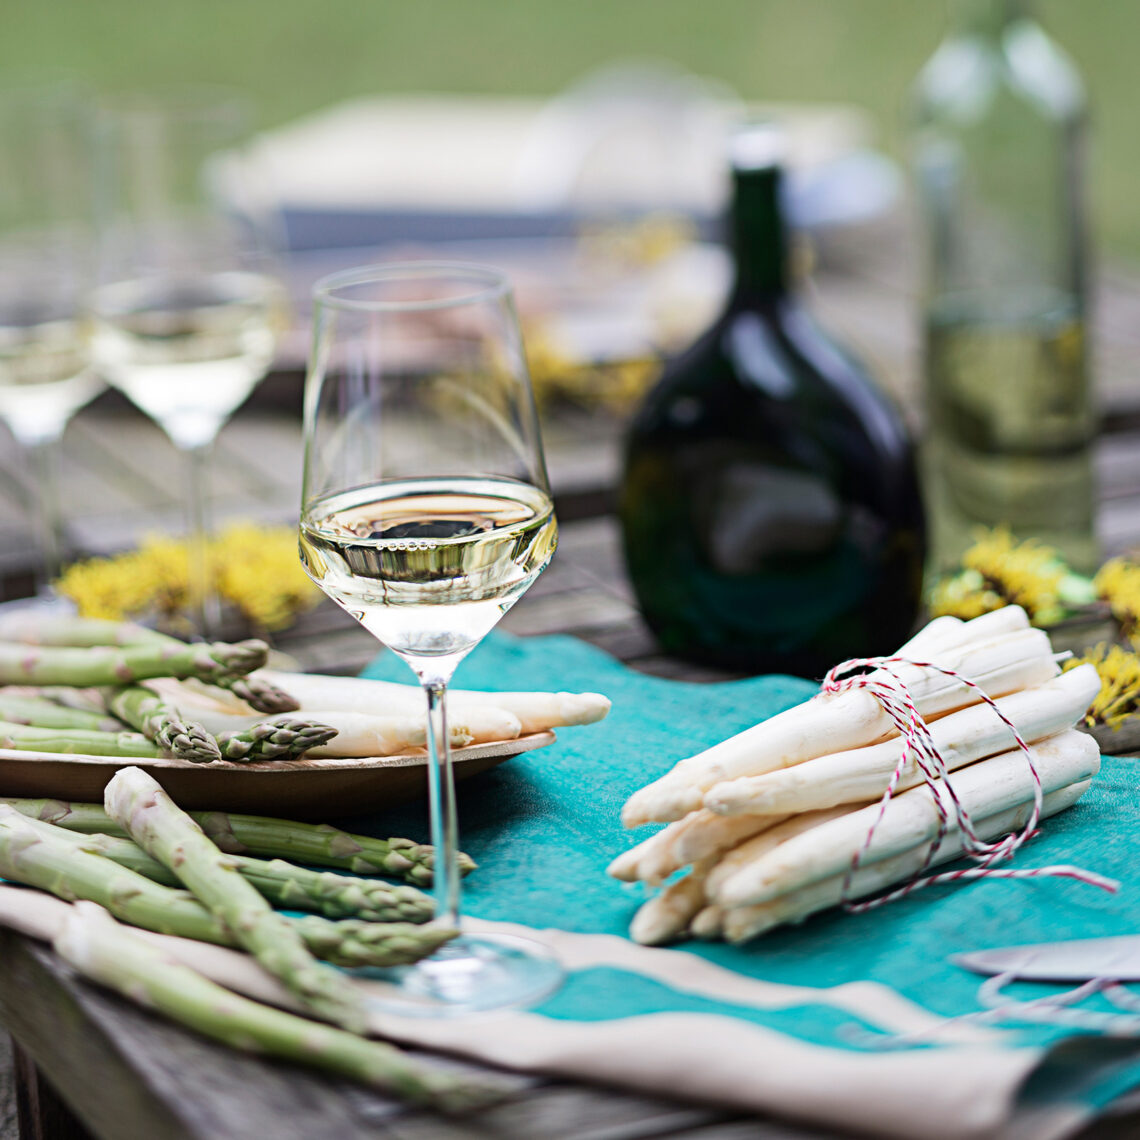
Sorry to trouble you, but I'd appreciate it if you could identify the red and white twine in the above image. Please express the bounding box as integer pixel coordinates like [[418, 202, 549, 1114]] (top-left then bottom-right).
[[819, 655, 1117, 912]]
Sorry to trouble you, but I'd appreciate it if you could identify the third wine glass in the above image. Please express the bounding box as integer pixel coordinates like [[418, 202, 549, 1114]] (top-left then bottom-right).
[[91, 89, 284, 635]]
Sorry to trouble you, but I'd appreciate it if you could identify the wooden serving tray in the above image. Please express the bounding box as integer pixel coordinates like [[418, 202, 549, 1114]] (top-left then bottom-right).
[[0, 732, 555, 819]]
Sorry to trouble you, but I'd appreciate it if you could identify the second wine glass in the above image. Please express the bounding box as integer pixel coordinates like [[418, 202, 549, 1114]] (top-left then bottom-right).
[[91, 90, 283, 635], [299, 262, 563, 1016]]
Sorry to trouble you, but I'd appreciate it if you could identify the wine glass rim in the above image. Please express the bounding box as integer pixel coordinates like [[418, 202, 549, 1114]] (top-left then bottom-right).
[[99, 85, 255, 130], [312, 261, 512, 313]]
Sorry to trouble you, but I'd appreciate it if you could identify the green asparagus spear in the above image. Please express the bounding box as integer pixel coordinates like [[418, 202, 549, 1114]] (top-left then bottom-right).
[[31, 687, 109, 715], [0, 808, 454, 969], [2, 796, 475, 885], [0, 640, 268, 688], [0, 693, 120, 732], [55, 902, 505, 1112], [0, 615, 300, 714], [244, 859, 433, 922], [104, 767, 367, 1031], [107, 685, 222, 764], [58, 829, 434, 923], [216, 718, 338, 762], [0, 720, 161, 757], [0, 615, 160, 647], [212, 674, 300, 715], [194, 811, 476, 884]]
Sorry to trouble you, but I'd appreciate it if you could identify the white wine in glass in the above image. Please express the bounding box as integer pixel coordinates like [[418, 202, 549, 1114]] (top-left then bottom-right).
[[299, 263, 564, 1016]]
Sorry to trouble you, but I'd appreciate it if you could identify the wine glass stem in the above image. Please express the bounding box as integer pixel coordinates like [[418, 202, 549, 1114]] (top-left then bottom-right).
[[423, 681, 462, 929], [182, 440, 221, 638], [26, 432, 64, 591]]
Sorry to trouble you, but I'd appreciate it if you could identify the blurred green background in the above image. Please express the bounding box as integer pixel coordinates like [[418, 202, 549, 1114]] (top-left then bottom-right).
[[3, 0, 1135, 258]]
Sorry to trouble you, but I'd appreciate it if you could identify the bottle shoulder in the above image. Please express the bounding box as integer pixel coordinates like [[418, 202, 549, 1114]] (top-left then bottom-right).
[[633, 299, 892, 421]]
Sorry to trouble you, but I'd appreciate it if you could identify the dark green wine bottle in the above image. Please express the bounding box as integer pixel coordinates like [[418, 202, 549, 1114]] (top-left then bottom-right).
[[619, 128, 926, 678]]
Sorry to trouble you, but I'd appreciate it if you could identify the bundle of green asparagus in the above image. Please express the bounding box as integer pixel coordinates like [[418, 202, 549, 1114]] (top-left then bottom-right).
[[610, 606, 1105, 945], [0, 613, 611, 763]]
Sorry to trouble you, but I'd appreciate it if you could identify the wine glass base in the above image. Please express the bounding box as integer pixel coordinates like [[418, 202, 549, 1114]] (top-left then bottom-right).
[[354, 931, 564, 1018]]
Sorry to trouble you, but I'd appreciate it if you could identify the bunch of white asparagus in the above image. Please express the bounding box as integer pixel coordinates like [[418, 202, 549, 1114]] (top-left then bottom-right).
[[148, 670, 612, 759], [609, 606, 1104, 946]]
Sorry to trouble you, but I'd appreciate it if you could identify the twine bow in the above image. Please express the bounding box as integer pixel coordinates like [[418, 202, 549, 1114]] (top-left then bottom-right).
[[819, 655, 1118, 911]]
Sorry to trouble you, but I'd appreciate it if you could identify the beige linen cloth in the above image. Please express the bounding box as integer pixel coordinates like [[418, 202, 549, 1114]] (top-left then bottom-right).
[[2, 887, 1113, 1140]]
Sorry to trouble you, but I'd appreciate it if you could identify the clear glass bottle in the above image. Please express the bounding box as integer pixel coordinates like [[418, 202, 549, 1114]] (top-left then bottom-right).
[[620, 127, 925, 678], [913, 0, 1095, 572]]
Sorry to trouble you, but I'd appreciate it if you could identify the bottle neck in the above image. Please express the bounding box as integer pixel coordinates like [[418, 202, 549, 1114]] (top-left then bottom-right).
[[954, 0, 1028, 38], [729, 164, 787, 296]]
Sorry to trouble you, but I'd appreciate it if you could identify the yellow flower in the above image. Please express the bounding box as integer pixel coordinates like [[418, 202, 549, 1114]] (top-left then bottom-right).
[[928, 571, 1006, 620], [1093, 557, 1140, 647], [54, 523, 321, 634], [523, 319, 660, 414], [930, 527, 1067, 625], [214, 523, 321, 632], [1064, 643, 1140, 729]]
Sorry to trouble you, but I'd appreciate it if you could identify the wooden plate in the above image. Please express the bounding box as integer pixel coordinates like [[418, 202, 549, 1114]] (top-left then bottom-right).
[[0, 732, 556, 819]]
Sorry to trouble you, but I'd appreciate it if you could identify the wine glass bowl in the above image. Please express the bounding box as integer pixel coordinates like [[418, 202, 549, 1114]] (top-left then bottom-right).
[[300, 262, 563, 1015]]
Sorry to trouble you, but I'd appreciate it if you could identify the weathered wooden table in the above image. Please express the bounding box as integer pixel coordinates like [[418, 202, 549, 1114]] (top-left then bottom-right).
[[3, 225, 1140, 1139]]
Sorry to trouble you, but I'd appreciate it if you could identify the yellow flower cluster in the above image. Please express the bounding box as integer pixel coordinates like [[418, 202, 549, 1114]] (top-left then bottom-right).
[[55, 523, 320, 633], [215, 524, 321, 632], [1093, 557, 1140, 646], [1064, 643, 1140, 729], [54, 536, 193, 622], [524, 321, 661, 414], [929, 527, 1066, 625]]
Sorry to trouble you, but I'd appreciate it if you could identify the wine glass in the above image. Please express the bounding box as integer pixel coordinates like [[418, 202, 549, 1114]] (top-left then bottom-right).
[[0, 83, 102, 586], [90, 89, 284, 635], [299, 262, 563, 1016]]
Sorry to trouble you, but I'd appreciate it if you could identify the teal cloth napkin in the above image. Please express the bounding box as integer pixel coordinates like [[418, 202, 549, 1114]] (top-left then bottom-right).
[[351, 632, 1140, 1120]]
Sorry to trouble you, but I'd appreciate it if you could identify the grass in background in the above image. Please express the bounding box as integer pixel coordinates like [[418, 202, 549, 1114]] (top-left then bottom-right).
[[2, 0, 1136, 259]]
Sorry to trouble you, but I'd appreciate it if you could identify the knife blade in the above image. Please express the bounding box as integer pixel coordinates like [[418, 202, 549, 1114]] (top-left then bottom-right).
[[953, 935, 1140, 982]]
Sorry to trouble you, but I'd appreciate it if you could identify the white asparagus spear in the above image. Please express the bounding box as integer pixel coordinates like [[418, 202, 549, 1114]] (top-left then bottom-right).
[[712, 730, 1099, 909], [288, 711, 435, 756], [256, 670, 611, 735], [690, 904, 725, 940], [304, 708, 526, 757], [621, 622, 1058, 826], [901, 605, 1028, 653], [705, 665, 1101, 817], [704, 804, 864, 899], [629, 859, 716, 946], [892, 605, 1028, 658], [298, 706, 522, 752], [606, 811, 791, 885], [721, 779, 1092, 943]]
